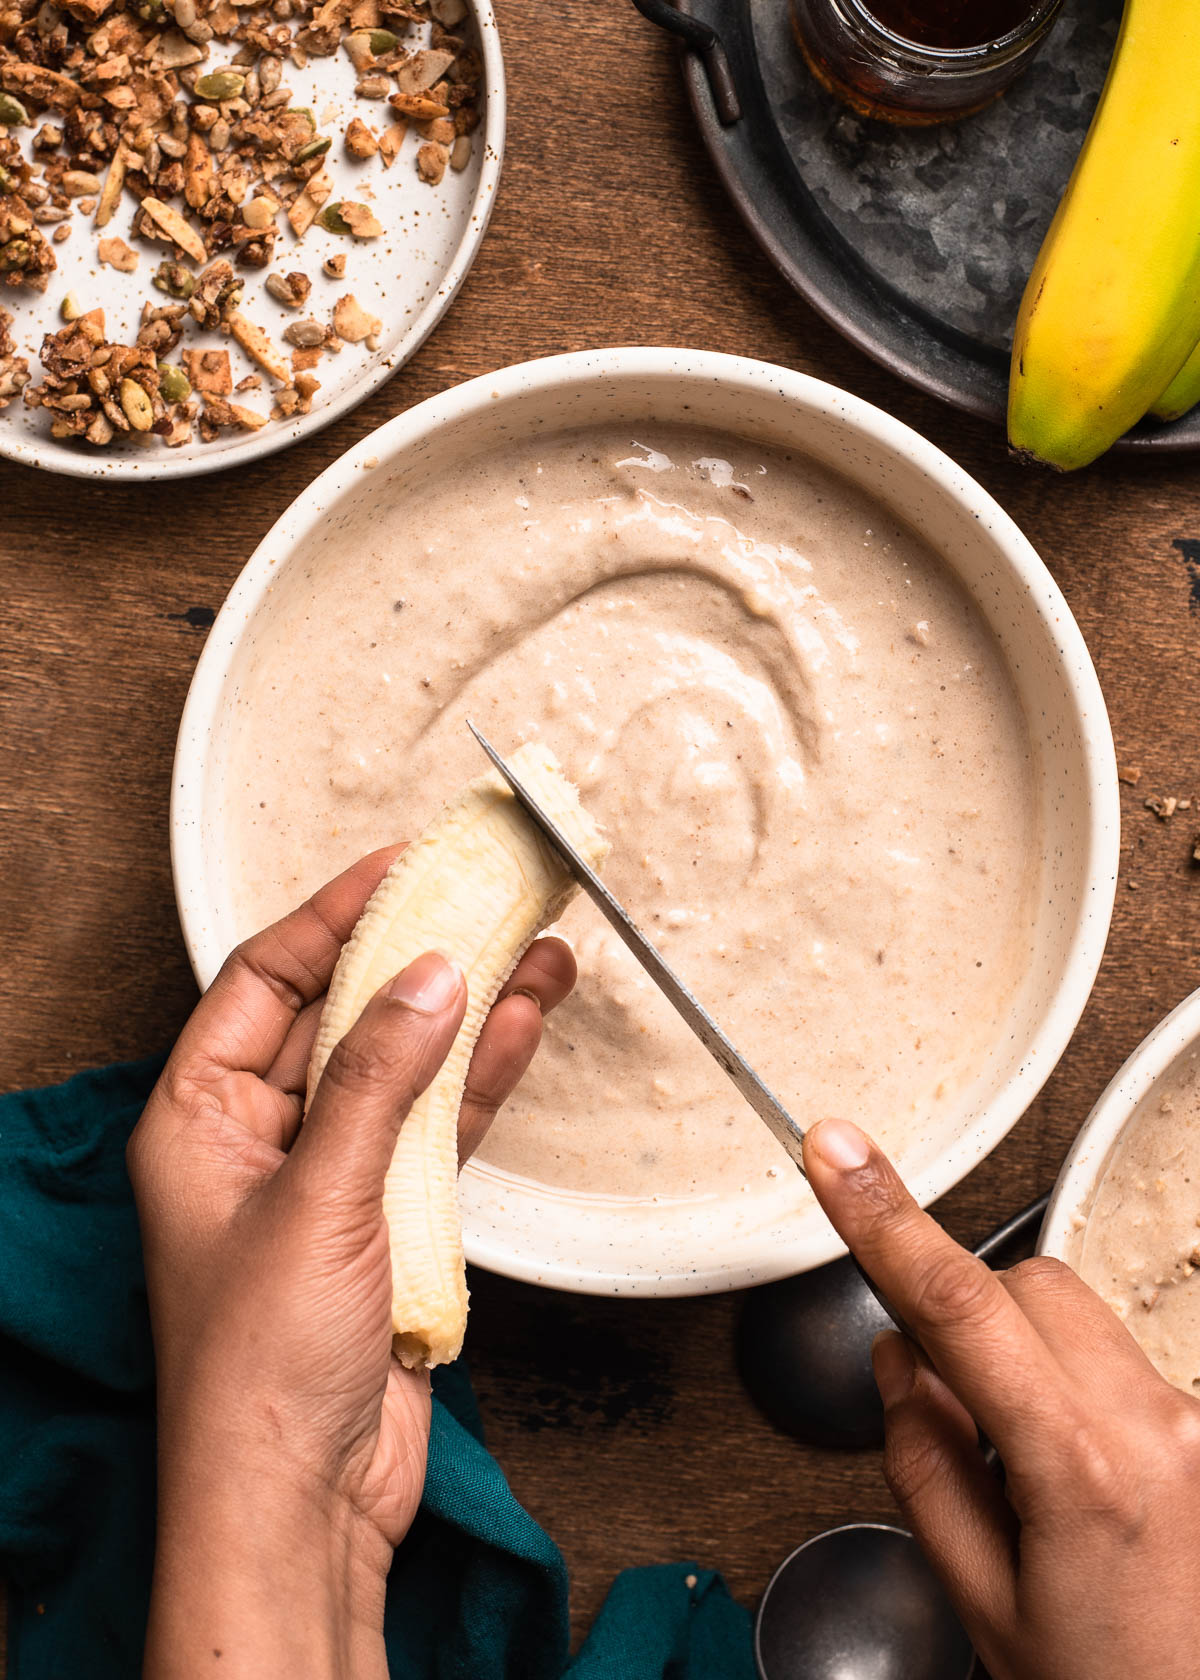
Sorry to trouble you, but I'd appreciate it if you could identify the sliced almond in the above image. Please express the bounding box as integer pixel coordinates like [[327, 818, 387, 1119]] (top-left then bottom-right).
[[93, 145, 127, 229], [141, 195, 206, 263], [287, 166, 332, 236], [229, 401, 268, 430], [229, 310, 290, 384], [378, 116, 406, 169]]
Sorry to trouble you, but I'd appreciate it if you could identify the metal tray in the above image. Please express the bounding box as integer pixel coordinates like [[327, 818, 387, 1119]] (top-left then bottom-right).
[[640, 0, 1200, 454]]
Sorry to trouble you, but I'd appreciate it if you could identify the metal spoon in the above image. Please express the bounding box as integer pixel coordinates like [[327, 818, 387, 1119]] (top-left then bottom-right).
[[738, 1192, 1050, 1447], [755, 1523, 975, 1680]]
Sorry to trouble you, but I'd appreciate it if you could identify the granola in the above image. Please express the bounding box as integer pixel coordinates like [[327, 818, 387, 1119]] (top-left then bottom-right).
[[1, 0, 482, 449]]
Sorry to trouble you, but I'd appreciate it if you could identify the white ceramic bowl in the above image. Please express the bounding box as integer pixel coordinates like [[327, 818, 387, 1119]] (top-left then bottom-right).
[[1039, 986, 1200, 1265], [0, 0, 504, 481], [172, 346, 1120, 1294]]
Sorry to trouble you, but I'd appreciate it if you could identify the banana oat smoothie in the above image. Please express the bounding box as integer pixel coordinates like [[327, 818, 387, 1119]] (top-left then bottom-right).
[[1070, 1046, 1200, 1394], [223, 425, 1040, 1201]]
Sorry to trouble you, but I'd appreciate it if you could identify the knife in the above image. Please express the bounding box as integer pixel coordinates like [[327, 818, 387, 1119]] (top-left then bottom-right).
[[466, 719, 807, 1174]]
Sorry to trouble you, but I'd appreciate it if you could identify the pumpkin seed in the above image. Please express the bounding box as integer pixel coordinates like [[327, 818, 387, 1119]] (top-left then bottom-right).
[[293, 134, 330, 164], [119, 377, 155, 431], [157, 362, 192, 403], [0, 94, 30, 126], [368, 28, 397, 53], [195, 69, 244, 99], [317, 202, 350, 234]]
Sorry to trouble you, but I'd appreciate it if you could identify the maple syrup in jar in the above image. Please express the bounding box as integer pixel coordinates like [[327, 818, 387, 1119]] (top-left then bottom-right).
[[790, 0, 1064, 125]]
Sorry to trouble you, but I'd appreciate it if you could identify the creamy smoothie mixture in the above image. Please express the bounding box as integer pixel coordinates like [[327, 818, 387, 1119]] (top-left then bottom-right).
[[1070, 1047, 1200, 1393], [223, 424, 1040, 1201]]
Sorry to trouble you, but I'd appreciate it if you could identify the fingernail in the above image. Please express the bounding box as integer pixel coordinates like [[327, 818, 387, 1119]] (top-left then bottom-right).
[[387, 952, 462, 1013], [809, 1117, 871, 1171], [508, 987, 543, 1014], [872, 1330, 916, 1408]]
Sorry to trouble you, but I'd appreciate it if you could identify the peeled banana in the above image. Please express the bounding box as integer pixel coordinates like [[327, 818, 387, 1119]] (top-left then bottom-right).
[[1008, 0, 1200, 470], [1149, 335, 1200, 423], [306, 741, 609, 1369]]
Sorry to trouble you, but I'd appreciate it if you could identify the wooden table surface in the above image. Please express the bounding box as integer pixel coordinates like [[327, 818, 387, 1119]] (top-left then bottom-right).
[[4, 0, 1200, 1667]]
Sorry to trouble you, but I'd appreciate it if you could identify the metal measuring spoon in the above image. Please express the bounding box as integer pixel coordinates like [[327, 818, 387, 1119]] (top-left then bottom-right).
[[755, 1523, 975, 1680], [738, 1192, 1050, 1447]]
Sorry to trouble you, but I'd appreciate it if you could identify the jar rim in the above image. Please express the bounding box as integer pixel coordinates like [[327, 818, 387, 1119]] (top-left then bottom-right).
[[841, 0, 1064, 63]]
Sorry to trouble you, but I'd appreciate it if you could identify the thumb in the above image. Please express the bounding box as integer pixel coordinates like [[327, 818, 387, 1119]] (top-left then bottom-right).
[[287, 951, 466, 1210]]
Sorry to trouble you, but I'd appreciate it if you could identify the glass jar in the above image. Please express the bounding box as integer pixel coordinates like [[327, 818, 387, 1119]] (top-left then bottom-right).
[[789, 0, 1065, 126]]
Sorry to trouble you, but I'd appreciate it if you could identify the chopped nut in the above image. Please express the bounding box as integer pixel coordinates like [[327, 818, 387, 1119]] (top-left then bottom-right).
[[322, 252, 346, 278], [183, 347, 232, 394], [98, 235, 138, 272], [0, 306, 30, 408], [389, 90, 449, 121], [264, 269, 311, 308], [1118, 764, 1143, 786], [344, 115, 377, 158], [1145, 795, 1178, 821], [355, 73, 389, 98], [242, 195, 277, 231], [331, 290, 380, 343], [61, 169, 102, 197], [416, 140, 446, 185]]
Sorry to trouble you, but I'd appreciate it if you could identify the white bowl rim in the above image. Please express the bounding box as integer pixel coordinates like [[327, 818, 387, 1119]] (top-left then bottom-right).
[[1039, 984, 1200, 1261], [171, 343, 1121, 1293], [0, 0, 505, 484]]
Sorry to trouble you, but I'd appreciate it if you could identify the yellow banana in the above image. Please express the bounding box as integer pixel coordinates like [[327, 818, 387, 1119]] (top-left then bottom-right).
[[1008, 0, 1200, 470], [1149, 334, 1200, 421], [307, 742, 609, 1368]]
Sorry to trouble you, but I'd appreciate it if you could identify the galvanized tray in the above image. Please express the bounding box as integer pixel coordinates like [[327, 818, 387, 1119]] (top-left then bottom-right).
[[639, 0, 1199, 454]]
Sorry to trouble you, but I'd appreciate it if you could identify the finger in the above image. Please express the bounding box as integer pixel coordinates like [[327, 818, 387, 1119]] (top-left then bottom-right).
[[287, 952, 465, 1207], [803, 1118, 1075, 1474], [264, 998, 324, 1100], [495, 936, 577, 1012], [171, 845, 403, 1085], [1001, 1255, 1168, 1399], [873, 1332, 1018, 1635], [458, 937, 579, 1163]]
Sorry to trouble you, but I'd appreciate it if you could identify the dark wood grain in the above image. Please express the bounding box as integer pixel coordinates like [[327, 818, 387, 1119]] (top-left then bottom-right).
[[2, 0, 1199, 1666]]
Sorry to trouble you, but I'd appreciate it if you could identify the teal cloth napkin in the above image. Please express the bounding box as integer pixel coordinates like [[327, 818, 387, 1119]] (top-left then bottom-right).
[[0, 1060, 755, 1679]]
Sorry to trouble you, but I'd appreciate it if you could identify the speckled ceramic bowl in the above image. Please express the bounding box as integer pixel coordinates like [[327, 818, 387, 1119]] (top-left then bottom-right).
[[1039, 986, 1200, 1267], [0, 0, 504, 481], [172, 346, 1120, 1295]]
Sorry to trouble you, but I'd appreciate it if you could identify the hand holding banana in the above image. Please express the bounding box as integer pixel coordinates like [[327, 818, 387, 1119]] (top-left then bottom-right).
[[127, 842, 578, 1677], [1008, 0, 1200, 468]]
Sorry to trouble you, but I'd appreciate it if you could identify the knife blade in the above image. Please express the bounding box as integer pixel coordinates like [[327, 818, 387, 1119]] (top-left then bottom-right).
[[467, 719, 807, 1173]]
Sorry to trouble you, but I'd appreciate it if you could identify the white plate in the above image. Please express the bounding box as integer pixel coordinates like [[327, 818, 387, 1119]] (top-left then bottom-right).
[[0, 0, 503, 480], [172, 347, 1120, 1295]]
